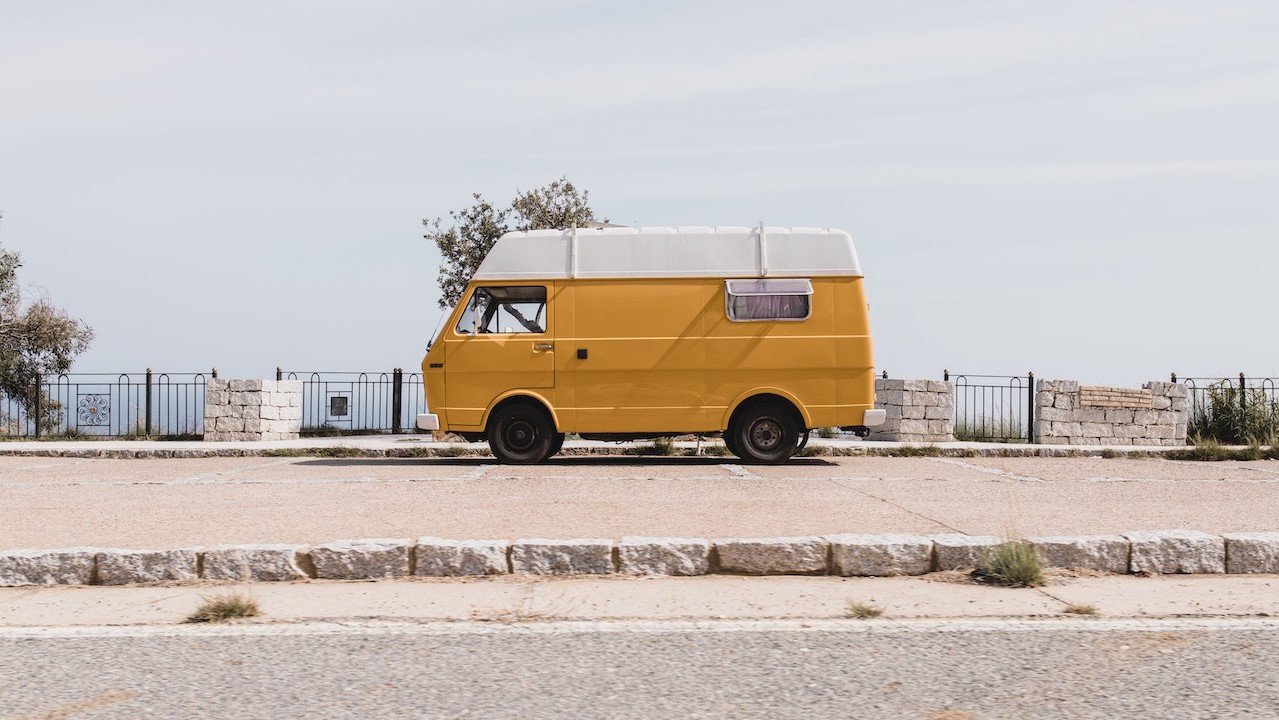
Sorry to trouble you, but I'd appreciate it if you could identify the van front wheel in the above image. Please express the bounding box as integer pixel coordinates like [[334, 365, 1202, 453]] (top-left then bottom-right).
[[732, 403, 799, 464], [488, 403, 554, 464]]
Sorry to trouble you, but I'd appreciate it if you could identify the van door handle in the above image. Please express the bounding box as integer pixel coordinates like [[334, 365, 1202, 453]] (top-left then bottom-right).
[[533, 343, 554, 351]]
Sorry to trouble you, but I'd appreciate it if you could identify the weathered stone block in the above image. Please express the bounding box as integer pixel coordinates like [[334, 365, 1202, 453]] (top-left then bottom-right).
[[924, 405, 951, 420], [0, 548, 98, 586], [413, 538, 508, 576], [202, 544, 311, 581], [876, 389, 905, 406], [714, 537, 828, 575], [1029, 535, 1129, 573], [618, 537, 711, 576], [216, 417, 245, 432], [876, 379, 907, 392], [511, 539, 613, 574], [259, 405, 280, 420], [1076, 408, 1106, 423], [1080, 422, 1113, 438], [228, 379, 263, 392], [229, 392, 263, 407], [826, 534, 932, 576], [902, 404, 925, 420], [932, 534, 1003, 570], [279, 405, 303, 421], [1053, 393, 1076, 411], [1126, 530, 1225, 574], [1036, 391, 1054, 408], [310, 539, 411, 579], [97, 548, 199, 585], [1222, 532, 1279, 574], [1153, 396, 1172, 410]]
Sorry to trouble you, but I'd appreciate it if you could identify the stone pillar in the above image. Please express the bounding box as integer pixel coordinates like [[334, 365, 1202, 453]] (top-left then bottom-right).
[[867, 379, 955, 442], [1035, 379, 1188, 446], [204, 379, 303, 441]]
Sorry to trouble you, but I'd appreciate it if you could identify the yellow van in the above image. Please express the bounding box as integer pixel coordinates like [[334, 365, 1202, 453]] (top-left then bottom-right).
[[417, 225, 884, 463]]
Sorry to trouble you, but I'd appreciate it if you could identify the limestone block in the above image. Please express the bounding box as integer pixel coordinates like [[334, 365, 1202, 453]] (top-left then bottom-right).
[[924, 405, 951, 420], [1153, 396, 1172, 410], [876, 389, 905, 406], [903, 379, 929, 392], [1053, 393, 1075, 411], [1038, 407, 1072, 422], [216, 417, 245, 432], [1035, 391, 1054, 408], [1037, 380, 1060, 393], [310, 539, 411, 579], [511, 538, 614, 575], [1222, 533, 1279, 574], [1126, 530, 1225, 574], [1045, 380, 1079, 393], [413, 538, 508, 576], [97, 548, 199, 585], [229, 379, 264, 392], [927, 419, 952, 436], [1075, 408, 1106, 423], [925, 380, 950, 393], [279, 405, 303, 421], [230, 392, 263, 407], [1167, 384, 1188, 398], [1028, 535, 1129, 573], [204, 403, 229, 419], [714, 536, 829, 575], [1147, 425, 1175, 439], [932, 534, 1003, 570], [935, 392, 955, 410], [826, 534, 932, 576], [1107, 437, 1132, 446], [206, 379, 230, 392], [1053, 421, 1082, 437], [0, 548, 98, 586], [1033, 419, 1053, 438], [1102, 409, 1133, 424], [243, 417, 263, 433], [205, 390, 230, 407], [618, 537, 711, 576], [1039, 436, 1069, 445], [1078, 422, 1111, 438], [259, 405, 280, 420], [1132, 410, 1159, 425], [202, 544, 311, 581], [1171, 398, 1189, 413], [915, 392, 937, 407], [898, 419, 929, 435], [902, 404, 925, 420], [877, 379, 907, 392]]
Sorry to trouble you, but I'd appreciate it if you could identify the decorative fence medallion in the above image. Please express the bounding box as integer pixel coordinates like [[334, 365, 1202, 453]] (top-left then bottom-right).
[[77, 394, 110, 426]]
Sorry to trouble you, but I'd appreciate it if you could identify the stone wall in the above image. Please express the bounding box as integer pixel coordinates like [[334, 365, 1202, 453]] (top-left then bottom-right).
[[867, 379, 955, 442], [1034, 379, 1188, 446], [204, 379, 302, 441]]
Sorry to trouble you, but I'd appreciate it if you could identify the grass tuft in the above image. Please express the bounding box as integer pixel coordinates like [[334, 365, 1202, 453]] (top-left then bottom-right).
[[1062, 603, 1099, 616], [184, 592, 261, 624], [972, 540, 1046, 588], [846, 601, 884, 619]]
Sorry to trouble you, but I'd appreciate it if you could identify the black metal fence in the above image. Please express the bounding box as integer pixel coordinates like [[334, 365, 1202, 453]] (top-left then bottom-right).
[[1175, 373, 1279, 443], [945, 370, 1035, 443], [277, 369, 426, 434], [1, 371, 207, 438]]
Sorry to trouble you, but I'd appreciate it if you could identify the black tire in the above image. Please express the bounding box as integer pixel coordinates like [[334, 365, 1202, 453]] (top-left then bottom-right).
[[488, 403, 555, 464], [721, 426, 740, 457], [731, 402, 799, 464], [547, 432, 566, 458]]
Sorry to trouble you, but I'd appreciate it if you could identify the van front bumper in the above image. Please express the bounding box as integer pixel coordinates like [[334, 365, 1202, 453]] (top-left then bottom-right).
[[862, 409, 886, 427], [416, 413, 440, 431]]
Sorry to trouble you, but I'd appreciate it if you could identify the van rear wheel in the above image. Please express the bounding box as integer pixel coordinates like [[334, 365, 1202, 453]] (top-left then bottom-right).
[[732, 402, 799, 464], [488, 403, 554, 464]]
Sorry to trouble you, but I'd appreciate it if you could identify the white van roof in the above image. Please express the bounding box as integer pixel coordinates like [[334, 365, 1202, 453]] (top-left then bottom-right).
[[471, 226, 862, 281]]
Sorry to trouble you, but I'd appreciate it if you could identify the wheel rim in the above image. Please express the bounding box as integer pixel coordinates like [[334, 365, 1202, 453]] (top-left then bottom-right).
[[748, 416, 784, 452], [503, 417, 538, 452]]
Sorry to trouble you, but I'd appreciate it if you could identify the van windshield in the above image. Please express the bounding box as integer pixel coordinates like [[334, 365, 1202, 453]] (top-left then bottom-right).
[[455, 286, 547, 335]]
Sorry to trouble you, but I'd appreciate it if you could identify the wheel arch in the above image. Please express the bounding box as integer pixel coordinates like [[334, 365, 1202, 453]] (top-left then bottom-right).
[[721, 389, 810, 432], [484, 391, 560, 433]]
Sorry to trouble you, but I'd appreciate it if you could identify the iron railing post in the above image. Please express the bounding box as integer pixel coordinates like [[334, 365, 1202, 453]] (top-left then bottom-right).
[[276, 367, 283, 382], [392, 368, 404, 434], [145, 368, 153, 436], [1027, 371, 1036, 443], [1240, 372, 1248, 418], [32, 372, 42, 439]]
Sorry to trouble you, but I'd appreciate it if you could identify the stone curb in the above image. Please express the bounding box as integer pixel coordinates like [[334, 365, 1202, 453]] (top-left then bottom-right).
[[2, 530, 1277, 586]]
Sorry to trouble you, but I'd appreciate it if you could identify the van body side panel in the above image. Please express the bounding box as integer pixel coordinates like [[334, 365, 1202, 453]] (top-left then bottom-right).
[[422, 343, 447, 429], [568, 279, 709, 433], [440, 281, 556, 430], [834, 278, 877, 424], [703, 278, 841, 429]]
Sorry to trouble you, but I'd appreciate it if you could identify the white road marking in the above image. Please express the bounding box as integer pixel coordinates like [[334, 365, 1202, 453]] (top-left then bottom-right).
[[721, 464, 760, 479], [170, 458, 301, 484]]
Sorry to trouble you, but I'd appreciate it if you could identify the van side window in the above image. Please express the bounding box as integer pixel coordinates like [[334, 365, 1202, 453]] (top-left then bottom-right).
[[455, 286, 548, 335], [724, 279, 813, 322]]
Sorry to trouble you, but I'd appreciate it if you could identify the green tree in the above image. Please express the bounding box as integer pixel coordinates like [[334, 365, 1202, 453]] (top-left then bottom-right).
[[424, 176, 604, 309], [0, 216, 94, 427]]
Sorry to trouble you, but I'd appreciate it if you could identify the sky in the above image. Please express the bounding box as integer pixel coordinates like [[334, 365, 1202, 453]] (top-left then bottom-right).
[[2, 1, 1277, 386]]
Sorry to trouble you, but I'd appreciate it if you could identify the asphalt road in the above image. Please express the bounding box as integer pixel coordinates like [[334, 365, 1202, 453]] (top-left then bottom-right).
[[3, 455, 1278, 548], [2, 619, 1276, 720]]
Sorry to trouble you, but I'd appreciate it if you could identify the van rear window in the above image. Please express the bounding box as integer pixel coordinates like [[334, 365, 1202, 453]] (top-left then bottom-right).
[[724, 279, 813, 321]]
